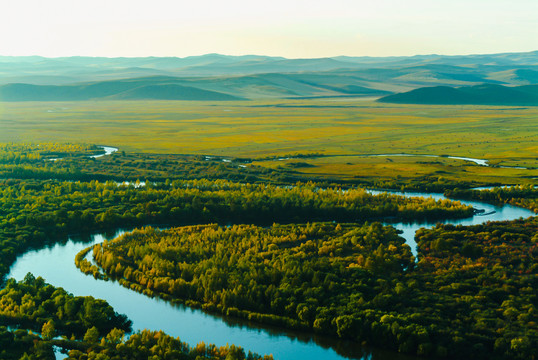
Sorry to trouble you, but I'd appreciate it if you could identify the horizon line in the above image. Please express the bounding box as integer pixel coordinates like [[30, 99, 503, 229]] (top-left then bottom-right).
[[0, 49, 537, 61]]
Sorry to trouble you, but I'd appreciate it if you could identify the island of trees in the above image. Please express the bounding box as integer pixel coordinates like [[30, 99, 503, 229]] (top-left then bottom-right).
[[78, 220, 537, 359]]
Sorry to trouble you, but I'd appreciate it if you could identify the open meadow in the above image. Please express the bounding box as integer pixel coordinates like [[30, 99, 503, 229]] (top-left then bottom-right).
[[1, 99, 536, 185]]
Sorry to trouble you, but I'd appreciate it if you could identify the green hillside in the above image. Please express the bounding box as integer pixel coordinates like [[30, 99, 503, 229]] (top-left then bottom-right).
[[378, 83, 538, 105], [108, 84, 242, 101], [0, 78, 243, 101], [0, 74, 390, 101]]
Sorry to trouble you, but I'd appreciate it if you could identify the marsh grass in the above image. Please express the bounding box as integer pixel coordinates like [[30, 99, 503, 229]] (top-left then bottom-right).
[[1, 99, 536, 184]]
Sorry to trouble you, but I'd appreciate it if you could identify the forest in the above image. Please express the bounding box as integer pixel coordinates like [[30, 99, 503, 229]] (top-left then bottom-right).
[[82, 220, 537, 359], [0, 143, 103, 163], [0, 176, 472, 282], [0, 277, 270, 360], [0, 273, 130, 336], [0, 274, 129, 359], [0, 143, 481, 191], [445, 185, 538, 213], [0, 143, 536, 359]]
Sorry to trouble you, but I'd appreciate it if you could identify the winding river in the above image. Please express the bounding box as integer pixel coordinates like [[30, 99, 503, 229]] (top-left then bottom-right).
[[90, 146, 119, 158], [6, 145, 537, 360], [7, 187, 534, 360], [48, 146, 118, 161], [261, 153, 533, 170]]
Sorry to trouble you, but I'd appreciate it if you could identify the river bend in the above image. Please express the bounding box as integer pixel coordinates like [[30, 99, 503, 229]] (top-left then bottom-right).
[[7, 186, 534, 360]]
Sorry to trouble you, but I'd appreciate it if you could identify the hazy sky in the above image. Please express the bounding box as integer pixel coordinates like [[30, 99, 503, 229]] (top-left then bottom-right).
[[1, 0, 537, 58]]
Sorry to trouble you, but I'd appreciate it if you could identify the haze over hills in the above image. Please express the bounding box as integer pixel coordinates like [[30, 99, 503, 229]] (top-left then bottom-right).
[[0, 75, 392, 101], [0, 51, 537, 100]]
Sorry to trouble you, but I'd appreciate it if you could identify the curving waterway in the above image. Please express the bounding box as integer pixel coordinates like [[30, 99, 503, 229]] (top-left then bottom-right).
[[49, 146, 118, 162], [6, 186, 535, 360], [90, 146, 119, 158], [339, 154, 533, 169], [361, 154, 488, 166], [249, 153, 534, 170]]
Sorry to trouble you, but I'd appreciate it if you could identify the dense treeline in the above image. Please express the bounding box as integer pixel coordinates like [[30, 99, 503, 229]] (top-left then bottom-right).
[[2, 326, 272, 360], [0, 178, 471, 281], [0, 326, 55, 360], [445, 185, 538, 213], [84, 223, 413, 320], [86, 221, 537, 359], [0, 277, 271, 360], [373, 176, 477, 193], [0, 146, 282, 184], [0, 143, 481, 190], [0, 143, 101, 164], [65, 329, 272, 360], [0, 275, 127, 360], [413, 218, 537, 359], [0, 273, 131, 337]]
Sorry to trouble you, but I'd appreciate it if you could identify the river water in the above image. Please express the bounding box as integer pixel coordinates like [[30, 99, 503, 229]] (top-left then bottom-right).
[[90, 146, 118, 158], [7, 187, 534, 360], [363, 154, 488, 166]]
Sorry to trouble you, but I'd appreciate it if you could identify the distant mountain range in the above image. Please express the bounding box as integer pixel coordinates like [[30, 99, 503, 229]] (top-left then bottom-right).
[[378, 84, 538, 106], [0, 51, 537, 101]]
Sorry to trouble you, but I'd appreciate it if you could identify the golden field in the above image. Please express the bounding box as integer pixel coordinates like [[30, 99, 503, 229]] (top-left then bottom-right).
[[1, 99, 536, 184]]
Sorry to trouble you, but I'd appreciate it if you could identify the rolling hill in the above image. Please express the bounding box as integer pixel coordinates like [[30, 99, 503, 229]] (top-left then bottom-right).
[[1, 51, 538, 100], [378, 84, 538, 105], [106, 84, 241, 101], [0, 78, 244, 101], [0, 74, 392, 101]]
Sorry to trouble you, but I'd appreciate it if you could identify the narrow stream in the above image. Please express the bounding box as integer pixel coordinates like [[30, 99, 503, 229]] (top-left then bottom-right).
[[254, 153, 533, 170], [90, 146, 119, 158], [7, 188, 534, 360]]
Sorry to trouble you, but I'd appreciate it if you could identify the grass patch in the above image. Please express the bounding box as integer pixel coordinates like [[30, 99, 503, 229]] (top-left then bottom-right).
[[1, 99, 536, 185]]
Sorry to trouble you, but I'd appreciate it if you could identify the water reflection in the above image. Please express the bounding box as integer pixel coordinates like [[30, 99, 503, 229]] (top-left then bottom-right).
[[369, 189, 534, 255], [6, 190, 535, 360]]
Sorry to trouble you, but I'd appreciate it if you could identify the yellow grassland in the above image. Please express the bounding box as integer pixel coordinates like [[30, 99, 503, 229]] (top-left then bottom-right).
[[1, 99, 536, 184]]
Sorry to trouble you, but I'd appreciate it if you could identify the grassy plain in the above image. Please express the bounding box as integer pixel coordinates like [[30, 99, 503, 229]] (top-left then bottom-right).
[[0, 99, 536, 185]]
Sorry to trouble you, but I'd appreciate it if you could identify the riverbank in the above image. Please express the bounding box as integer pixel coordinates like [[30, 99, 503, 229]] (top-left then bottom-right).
[[7, 188, 534, 360]]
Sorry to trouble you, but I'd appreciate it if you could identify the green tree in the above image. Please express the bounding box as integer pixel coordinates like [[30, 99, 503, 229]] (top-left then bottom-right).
[[83, 326, 100, 343], [41, 320, 55, 341]]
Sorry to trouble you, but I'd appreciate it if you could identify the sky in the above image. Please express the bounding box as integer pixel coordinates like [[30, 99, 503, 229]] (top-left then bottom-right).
[[0, 0, 537, 58]]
